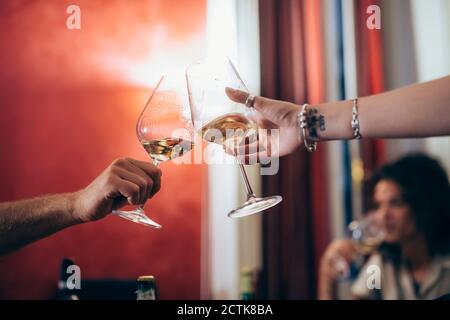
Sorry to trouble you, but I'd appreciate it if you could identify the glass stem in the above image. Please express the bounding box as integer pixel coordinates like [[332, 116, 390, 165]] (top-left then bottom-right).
[[138, 159, 160, 211], [238, 163, 256, 199], [152, 159, 160, 167]]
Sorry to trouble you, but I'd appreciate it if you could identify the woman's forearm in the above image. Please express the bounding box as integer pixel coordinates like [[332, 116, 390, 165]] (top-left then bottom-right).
[[314, 75, 450, 141]]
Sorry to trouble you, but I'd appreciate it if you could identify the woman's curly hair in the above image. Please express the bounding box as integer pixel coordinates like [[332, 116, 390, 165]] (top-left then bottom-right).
[[371, 154, 450, 255]]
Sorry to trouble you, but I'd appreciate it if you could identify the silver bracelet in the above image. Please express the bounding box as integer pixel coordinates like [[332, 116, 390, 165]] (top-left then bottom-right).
[[298, 104, 318, 152], [351, 98, 362, 140]]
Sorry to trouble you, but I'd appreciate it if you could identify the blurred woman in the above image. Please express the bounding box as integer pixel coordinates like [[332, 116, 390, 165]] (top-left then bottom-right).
[[319, 154, 450, 300]]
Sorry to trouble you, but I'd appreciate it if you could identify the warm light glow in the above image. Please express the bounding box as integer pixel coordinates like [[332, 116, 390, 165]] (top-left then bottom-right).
[[351, 157, 365, 183], [121, 34, 205, 87]]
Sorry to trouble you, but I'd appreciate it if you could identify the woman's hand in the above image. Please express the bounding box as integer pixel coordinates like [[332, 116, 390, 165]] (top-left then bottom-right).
[[318, 239, 358, 299], [225, 88, 302, 163]]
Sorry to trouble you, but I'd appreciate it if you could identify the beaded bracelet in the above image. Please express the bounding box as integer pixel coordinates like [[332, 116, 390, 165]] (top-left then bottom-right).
[[298, 104, 318, 152]]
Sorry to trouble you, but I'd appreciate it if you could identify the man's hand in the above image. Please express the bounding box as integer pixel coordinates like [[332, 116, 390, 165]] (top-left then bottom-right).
[[0, 158, 162, 256], [225, 88, 302, 162], [73, 158, 162, 222]]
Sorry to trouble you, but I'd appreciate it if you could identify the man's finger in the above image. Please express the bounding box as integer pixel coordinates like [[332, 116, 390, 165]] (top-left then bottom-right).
[[150, 173, 161, 198], [126, 159, 161, 199], [116, 170, 146, 204], [121, 158, 162, 200], [116, 161, 153, 204], [126, 158, 162, 180], [117, 180, 141, 205]]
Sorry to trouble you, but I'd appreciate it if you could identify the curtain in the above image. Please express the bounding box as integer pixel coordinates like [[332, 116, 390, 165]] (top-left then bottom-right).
[[354, 0, 386, 210], [257, 0, 387, 299], [257, 0, 328, 299]]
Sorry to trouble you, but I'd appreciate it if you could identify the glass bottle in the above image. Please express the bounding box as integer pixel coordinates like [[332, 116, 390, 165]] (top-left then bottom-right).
[[239, 267, 255, 300], [136, 275, 156, 300]]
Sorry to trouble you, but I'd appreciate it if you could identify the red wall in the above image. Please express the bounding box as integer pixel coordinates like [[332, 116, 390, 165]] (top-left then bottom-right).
[[0, 0, 206, 299]]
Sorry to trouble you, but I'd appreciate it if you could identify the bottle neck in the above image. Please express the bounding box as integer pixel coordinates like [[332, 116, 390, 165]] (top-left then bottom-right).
[[137, 289, 156, 300], [137, 280, 156, 300], [239, 273, 254, 300], [240, 292, 255, 300]]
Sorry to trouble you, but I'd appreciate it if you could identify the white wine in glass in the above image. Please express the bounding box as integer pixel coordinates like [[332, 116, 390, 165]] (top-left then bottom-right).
[[200, 113, 258, 145], [348, 215, 385, 255], [112, 74, 194, 228], [141, 138, 193, 163], [186, 56, 282, 218]]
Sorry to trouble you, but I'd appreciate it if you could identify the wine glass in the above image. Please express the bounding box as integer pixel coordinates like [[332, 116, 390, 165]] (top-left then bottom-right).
[[334, 214, 385, 279], [112, 74, 194, 228], [186, 56, 282, 218], [348, 214, 385, 255]]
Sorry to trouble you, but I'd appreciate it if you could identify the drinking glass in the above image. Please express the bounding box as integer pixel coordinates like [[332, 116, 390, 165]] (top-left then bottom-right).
[[113, 74, 194, 228], [186, 56, 282, 218], [334, 214, 385, 279]]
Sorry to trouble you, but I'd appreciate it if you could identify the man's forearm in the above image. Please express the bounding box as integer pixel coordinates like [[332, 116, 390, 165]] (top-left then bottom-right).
[[0, 158, 162, 256], [0, 192, 82, 255]]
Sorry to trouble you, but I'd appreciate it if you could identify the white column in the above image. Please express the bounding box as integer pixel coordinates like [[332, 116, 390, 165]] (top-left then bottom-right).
[[235, 0, 263, 288], [203, 0, 262, 300], [342, 0, 363, 220], [203, 0, 240, 300], [323, 0, 345, 239], [411, 0, 450, 173]]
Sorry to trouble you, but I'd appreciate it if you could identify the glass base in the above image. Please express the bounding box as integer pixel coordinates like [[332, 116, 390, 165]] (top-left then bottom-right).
[[228, 195, 282, 218], [112, 207, 162, 229]]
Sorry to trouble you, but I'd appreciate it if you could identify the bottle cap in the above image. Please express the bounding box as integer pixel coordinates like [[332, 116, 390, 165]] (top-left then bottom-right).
[[137, 275, 155, 282]]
